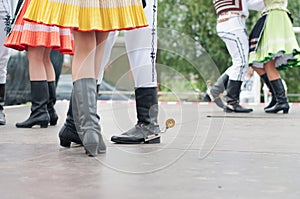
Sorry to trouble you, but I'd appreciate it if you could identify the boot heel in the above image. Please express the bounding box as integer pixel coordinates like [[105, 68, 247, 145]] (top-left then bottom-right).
[[50, 116, 58, 126], [60, 137, 71, 147], [85, 144, 99, 156], [283, 108, 289, 114], [40, 122, 49, 128], [83, 131, 99, 156], [145, 137, 161, 144]]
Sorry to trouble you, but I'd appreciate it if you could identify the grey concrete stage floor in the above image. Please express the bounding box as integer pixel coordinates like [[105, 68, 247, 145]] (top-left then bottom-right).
[[1, 101, 300, 199]]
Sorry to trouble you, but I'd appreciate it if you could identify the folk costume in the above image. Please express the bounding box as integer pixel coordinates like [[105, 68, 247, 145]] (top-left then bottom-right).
[[24, 0, 148, 32], [4, 0, 74, 129], [208, 0, 265, 113], [0, 0, 12, 125], [249, 0, 299, 114], [249, 0, 300, 70], [58, 0, 159, 146], [5, 0, 74, 54], [106, 0, 160, 144], [24, 0, 148, 155]]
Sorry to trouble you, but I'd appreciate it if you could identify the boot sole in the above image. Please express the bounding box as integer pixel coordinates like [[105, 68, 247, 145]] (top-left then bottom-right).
[[265, 108, 289, 114], [111, 136, 161, 144], [145, 137, 161, 144], [16, 121, 49, 128], [224, 108, 253, 113]]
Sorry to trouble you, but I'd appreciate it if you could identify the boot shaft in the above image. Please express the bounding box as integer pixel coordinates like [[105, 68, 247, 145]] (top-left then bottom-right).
[[270, 79, 288, 103], [72, 78, 100, 135], [0, 84, 5, 106], [225, 80, 242, 103], [261, 73, 275, 95], [224, 80, 253, 113], [72, 78, 106, 155], [65, 90, 75, 128], [47, 81, 58, 126], [47, 81, 56, 108], [210, 73, 229, 97], [30, 81, 49, 114], [261, 74, 277, 109], [135, 87, 158, 125]]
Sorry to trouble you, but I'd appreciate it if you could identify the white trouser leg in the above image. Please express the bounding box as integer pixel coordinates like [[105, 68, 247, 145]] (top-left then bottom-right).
[[97, 0, 158, 88], [125, 0, 158, 88], [96, 32, 119, 83], [0, 0, 11, 84], [0, 11, 10, 84], [217, 17, 249, 81]]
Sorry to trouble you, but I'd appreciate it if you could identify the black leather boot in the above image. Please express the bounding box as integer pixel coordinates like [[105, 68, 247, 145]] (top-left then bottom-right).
[[111, 87, 161, 144], [16, 81, 50, 128], [207, 73, 229, 109], [47, 81, 58, 125], [0, 84, 6, 125], [58, 90, 82, 147], [265, 79, 289, 114], [261, 74, 276, 110], [73, 78, 106, 156], [224, 80, 253, 113]]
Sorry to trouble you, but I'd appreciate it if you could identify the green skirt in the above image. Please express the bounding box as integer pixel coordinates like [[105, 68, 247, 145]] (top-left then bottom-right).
[[249, 9, 300, 70]]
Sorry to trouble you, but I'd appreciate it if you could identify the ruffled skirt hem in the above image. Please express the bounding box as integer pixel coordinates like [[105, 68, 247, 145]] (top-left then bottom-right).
[[249, 9, 300, 70], [4, 0, 74, 54]]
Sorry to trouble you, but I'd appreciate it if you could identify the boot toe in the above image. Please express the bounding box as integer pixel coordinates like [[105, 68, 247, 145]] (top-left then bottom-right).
[[224, 104, 253, 113], [214, 98, 225, 109], [111, 124, 161, 144], [83, 131, 100, 156]]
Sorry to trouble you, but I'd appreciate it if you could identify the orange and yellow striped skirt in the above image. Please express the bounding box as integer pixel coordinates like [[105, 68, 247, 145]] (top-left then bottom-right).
[[24, 0, 148, 32], [5, 0, 74, 54]]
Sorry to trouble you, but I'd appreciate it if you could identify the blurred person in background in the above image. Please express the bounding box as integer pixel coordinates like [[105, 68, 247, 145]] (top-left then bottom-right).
[[208, 0, 265, 113], [5, 0, 73, 128], [249, 0, 300, 114], [0, 0, 12, 125]]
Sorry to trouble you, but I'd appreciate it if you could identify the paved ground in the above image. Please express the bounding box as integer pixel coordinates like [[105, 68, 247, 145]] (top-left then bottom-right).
[[1, 100, 300, 199]]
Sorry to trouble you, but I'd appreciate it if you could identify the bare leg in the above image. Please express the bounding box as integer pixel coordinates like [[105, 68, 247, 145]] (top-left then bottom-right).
[[264, 60, 280, 81], [252, 67, 266, 76], [43, 48, 55, 82], [27, 46, 47, 81], [72, 31, 97, 80]]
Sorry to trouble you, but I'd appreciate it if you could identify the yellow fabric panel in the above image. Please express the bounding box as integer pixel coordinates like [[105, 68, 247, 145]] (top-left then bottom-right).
[[24, 0, 148, 32]]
